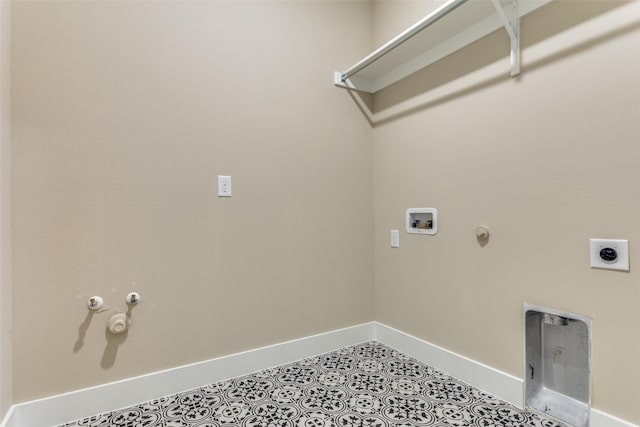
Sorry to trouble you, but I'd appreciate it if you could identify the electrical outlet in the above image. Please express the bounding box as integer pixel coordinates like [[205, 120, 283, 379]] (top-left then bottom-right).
[[590, 239, 629, 271]]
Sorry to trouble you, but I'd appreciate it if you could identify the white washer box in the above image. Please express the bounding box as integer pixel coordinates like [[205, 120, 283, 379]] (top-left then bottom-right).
[[406, 208, 437, 235]]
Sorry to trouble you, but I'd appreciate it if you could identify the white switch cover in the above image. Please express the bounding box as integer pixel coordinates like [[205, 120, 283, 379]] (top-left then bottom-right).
[[590, 239, 629, 271], [218, 175, 232, 197], [390, 230, 400, 248]]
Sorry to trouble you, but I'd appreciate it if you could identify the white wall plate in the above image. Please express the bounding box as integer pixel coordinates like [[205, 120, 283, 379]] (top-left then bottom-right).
[[589, 239, 629, 271]]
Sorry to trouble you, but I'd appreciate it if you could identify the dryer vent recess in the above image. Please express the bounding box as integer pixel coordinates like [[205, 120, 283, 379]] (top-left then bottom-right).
[[525, 305, 591, 427]]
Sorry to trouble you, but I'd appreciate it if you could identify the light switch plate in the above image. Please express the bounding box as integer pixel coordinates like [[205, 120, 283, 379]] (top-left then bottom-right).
[[218, 175, 232, 197], [590, 239, 629, 271], [390, 230, 399, 248]]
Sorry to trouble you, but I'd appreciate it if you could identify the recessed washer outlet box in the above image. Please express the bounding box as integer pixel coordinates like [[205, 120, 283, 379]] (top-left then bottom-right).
[[406, 208, 437, 235], [525, 305, 591, 427]]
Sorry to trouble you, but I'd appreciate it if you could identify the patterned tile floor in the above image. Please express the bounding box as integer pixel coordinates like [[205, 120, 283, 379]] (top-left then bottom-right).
[[59, 341, 563, 427]]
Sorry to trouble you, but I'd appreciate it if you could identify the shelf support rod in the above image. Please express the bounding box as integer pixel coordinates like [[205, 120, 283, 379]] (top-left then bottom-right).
[[339, 0, 469, 82], [491, 0, 520, 76]]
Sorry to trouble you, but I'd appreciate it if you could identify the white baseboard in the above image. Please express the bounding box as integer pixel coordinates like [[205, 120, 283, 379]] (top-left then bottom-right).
[[0, 407, 14, 427], [1, 322, 373, 427], [372, 322, 524, 408], [591, 409, 640, 427], [1, 321, 637, 427], [372, 322, 638, 427]]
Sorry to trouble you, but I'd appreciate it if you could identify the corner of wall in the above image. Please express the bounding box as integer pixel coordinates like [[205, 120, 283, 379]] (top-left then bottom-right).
[[0, 0, 13, 420]]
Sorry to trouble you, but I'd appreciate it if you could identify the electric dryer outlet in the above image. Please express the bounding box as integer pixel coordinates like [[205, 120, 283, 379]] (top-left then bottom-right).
[[589, 239, 629, 271]]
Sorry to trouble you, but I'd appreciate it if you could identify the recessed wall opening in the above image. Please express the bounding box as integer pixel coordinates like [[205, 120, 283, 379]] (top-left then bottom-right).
[[405, 208, 437, 235], [525, 305, 591, 427]]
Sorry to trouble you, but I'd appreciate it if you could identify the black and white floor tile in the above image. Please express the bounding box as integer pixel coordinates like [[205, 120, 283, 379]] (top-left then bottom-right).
[[58, 341, 563, 427]]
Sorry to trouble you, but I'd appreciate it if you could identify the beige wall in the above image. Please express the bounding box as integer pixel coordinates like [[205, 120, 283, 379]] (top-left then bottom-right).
[[372, 0, 639, 424], [0, 0, 12, 419], [9, 0, 640, 424], [11, 0, 373, 402]]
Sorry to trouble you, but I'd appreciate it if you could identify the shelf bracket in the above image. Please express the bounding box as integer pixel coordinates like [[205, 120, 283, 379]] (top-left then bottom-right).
[[492, 0, 520, 76]]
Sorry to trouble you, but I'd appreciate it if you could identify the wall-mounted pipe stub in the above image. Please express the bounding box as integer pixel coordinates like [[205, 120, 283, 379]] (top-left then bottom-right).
[[107, 313, 129, 335], [87, 296, 103, 310], [475, 226, 490, 240], [126, 292, 140, 305]]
